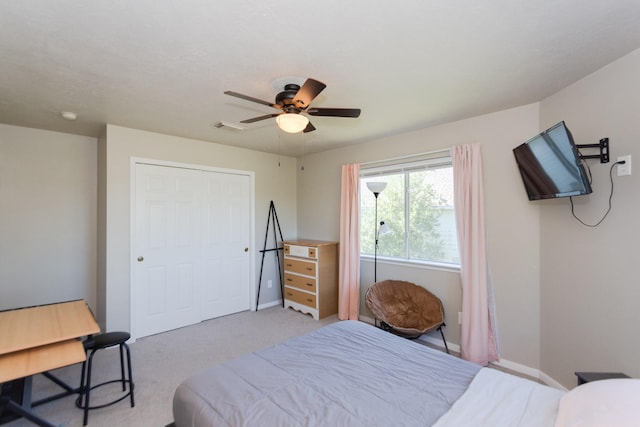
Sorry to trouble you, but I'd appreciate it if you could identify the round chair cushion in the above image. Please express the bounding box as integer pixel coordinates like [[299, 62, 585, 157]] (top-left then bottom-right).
[[365, 280, 444, 338], [84, 331, 130, 350]]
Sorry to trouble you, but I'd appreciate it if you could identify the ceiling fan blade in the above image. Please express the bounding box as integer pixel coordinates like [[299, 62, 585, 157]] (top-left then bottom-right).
[[303, 122, 316, 133], [292, 78, 326, 109], [224, 91, 282, 110], [307, 108, 361, 118], [240, 113, 281, 124]]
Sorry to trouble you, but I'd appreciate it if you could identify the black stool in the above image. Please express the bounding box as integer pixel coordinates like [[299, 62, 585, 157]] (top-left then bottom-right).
[[75, 332, 135, 426]]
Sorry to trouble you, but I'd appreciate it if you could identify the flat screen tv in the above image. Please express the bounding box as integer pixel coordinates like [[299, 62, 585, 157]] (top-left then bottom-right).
[[513, 121, 592, 200]]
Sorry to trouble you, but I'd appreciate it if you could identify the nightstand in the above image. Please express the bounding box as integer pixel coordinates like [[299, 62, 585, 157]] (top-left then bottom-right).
[[575, 371, 630, 386]]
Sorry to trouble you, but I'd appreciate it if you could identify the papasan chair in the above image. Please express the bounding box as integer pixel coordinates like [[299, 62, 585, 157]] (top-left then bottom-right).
[[365, 280, 449, 353]]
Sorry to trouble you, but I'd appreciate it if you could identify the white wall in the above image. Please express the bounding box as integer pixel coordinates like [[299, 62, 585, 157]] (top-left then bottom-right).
[[296, 104, 543, 367], [539, 49, 640, 387], [0, 124, 97, 311], [5, 49, 638, 386], [101, 125, 298, 332]]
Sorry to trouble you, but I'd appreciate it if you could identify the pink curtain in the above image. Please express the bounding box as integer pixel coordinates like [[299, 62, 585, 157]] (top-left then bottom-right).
[[452, 144, 499, 365], [338, 163, 361, 320]]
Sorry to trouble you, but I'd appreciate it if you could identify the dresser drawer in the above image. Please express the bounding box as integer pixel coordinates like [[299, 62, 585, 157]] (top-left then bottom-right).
[[284, 258, 316, 276], [284, 244, 317, 259], [284, 273, 317, 292], [284, 287, 316, 308]]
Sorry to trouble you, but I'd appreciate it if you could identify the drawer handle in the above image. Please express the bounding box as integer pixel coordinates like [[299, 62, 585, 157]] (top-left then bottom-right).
[[306, 283, 313, 287], [286, 278, 293, 282], [286, 292, 293, 297], [305, 267, 313, 271], [286, 263, 292, 267], [306, 298, 313, 302]]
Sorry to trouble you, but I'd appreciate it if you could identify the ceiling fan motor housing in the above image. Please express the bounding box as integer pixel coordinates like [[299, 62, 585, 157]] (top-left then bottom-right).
[[275, 84, 302, 112]]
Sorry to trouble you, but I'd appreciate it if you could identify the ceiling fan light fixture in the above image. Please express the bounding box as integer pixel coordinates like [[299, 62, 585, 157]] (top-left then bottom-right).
[[276, 113, 309, 133]]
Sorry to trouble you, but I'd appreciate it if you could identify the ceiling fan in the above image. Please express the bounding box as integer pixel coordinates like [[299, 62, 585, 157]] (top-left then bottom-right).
[[224, 78, 361, 133]]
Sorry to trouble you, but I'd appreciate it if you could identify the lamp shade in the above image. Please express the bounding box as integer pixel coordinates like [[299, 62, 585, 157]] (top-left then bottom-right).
[[366, 181, 387, 194], [378, 221, 391, 236], [276, 113, 309, 133]]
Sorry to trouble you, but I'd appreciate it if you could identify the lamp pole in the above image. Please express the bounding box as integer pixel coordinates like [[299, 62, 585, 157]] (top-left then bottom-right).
[[366, 182, 387, 283], [373, 191, 380, 282]]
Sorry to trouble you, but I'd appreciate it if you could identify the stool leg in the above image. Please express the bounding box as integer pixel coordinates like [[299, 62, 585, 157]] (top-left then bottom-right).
[[119, 344, 126, 391], [83, 349, 97, 426], [123, 342, 135, 408], [77, 359, 87, 407]]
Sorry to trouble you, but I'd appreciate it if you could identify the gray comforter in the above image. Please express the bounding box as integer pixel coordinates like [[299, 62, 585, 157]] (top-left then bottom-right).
[[173, 320, 480, 427]]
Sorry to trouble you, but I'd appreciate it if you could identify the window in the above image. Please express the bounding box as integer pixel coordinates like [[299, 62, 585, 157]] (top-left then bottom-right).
[[360, 155, 460, 268]]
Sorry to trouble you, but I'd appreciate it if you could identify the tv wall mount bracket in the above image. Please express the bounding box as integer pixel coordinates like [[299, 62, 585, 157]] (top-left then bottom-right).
[[577, 138, 609, 163]]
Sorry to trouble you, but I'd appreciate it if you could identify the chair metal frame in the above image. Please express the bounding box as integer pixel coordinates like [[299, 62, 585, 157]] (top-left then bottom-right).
[[75, 333, 135, 426]]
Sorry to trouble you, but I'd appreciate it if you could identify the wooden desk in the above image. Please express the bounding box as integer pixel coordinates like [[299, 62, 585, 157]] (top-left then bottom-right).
[[0, 340, 86, 383], [0, 300, 99, 426], [0, 300, 99, 355]]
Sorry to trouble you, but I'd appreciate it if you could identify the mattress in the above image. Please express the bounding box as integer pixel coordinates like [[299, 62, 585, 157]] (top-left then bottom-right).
[[174, 318, 640, 426], [173, 320, 481, 427]]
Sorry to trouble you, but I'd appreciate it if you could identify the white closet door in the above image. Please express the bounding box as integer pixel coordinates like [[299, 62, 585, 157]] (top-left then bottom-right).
[[201, 171, 251, 320], [133, 163, 252, 338], [134, 164, 203, 337]]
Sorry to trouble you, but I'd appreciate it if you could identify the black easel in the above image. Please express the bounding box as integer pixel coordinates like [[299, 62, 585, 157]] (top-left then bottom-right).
[[256, 201, 284, 309]]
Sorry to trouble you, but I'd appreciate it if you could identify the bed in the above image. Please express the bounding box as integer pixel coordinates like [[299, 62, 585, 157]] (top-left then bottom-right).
[[173, 320, 639, 427]]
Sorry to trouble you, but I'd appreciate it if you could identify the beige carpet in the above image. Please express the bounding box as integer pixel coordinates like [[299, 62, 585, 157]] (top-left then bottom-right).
[[6, 306, 337, 427]]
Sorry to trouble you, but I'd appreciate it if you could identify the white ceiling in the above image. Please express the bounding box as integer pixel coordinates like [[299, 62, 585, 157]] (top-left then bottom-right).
[[2, 1, 640, 157]]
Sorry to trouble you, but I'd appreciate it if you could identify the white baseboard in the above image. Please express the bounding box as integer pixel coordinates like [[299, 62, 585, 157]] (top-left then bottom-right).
[[358, 314, 565, 390], [359, 315, 460, 353], [257, 299, 282, 311], [418, 334, 461, 354], [491, 358, 541, 381], [538, 370, 567, 391], [491, 359, 567, 391], [358, 314, 377, 326]]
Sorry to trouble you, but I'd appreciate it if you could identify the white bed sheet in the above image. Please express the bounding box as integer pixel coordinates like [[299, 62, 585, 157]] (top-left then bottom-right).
[[433, 367, 564, 427]]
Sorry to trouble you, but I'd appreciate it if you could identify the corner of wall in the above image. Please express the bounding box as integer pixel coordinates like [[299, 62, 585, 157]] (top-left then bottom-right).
[[96, 126, 108, 327]]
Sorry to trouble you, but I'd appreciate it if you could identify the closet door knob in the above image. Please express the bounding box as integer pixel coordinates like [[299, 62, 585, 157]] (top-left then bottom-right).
[[137, 256, 144, 262]]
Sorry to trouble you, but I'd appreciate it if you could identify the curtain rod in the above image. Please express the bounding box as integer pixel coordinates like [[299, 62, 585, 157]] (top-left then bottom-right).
[[359, 148, 451, 167]]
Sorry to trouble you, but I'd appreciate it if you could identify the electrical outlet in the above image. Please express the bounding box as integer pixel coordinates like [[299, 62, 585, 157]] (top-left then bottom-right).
[[267, 280, 273, 288], [617, 155, 632, 176]]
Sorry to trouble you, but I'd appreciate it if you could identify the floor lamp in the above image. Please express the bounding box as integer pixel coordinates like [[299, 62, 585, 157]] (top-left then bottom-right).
[[367, 182, 386, 282]]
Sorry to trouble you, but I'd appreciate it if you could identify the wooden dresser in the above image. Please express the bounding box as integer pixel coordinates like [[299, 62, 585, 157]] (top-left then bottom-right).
[[282, 240, 338, 320]]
